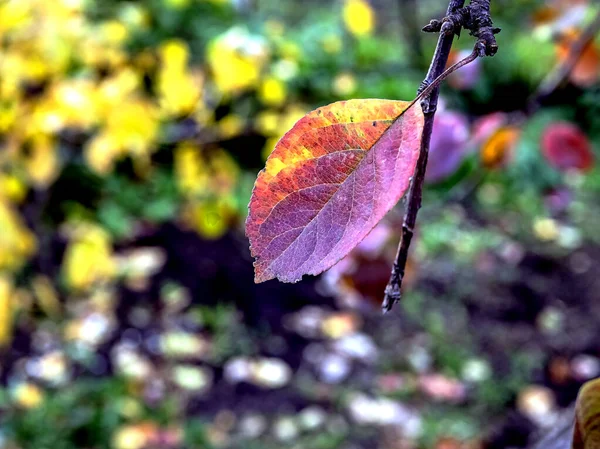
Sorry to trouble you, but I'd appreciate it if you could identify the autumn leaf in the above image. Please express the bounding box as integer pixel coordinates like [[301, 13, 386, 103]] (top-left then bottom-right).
[[573, 377, 600, 449], [246, 99, 424, 283]]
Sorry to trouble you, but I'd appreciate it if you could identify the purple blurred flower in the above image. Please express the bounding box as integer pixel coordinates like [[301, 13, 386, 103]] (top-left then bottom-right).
[[448, 49, 482, 90], [544, 187, 572, 215], [426, 110, 470, 183]]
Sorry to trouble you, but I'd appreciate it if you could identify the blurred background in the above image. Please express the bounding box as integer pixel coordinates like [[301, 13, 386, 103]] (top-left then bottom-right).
[[0, 0, 599, 448]]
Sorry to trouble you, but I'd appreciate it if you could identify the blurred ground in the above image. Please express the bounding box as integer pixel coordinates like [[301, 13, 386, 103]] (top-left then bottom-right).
[[0, 0, 600, 448]]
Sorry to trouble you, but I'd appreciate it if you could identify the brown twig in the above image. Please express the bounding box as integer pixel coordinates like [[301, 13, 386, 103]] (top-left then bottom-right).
[[529, 9, 600, 112], [382, 0, 499, 312], [422, 0, 500, 56]]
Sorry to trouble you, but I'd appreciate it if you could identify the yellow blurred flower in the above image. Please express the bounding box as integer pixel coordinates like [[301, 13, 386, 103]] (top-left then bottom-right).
[[31, 80, 98, 134], [113, 423, 150, 449], [175, 143, 240, 239], [255, 110, 280, 136], [86, 99, 159, 174], [207, 28, 269, 95], [62, 222, 117, 291], [31, 275, 61, 318], [175, 143, 210, 196], [158, 40, 203, 117], [86, 134, 122, 175], [80, 31, 128, 70], [0, 174, 27, 203], [258, 76, 287, 107], [343, 0, 375, 37], [96, 68, 143, 117], [183, 199, 233, 240], [0, 102, 18, 132], [24, 134, 60, 187], [332, 72, 357, 97], [533, 217, 559, 241], [0, 199, 37, 271], [0, 1, 31, 37], [218, 114, 245, 139], [175, 144, 239, 197], [0, 275, 15, 347], [106, 99, 159, 155], [12, 382, 44, 409]]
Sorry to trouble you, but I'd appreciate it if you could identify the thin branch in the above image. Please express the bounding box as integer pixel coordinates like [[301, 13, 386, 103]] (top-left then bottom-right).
[[529, 9, 600, 111], [382, 0, 499, 312]]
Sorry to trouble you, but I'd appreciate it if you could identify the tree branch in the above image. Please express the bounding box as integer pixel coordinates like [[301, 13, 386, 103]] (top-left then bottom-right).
[[382, 0, 499, 313], [529, 9, 600, 111], [422, 0, 500, 56]]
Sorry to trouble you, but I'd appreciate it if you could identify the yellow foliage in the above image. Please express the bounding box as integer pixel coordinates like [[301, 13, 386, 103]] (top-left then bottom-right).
[[25, 134, 60, 187], [175, 143, 211, 196], [31, 80, 98, 133], [13, 382, 44, 409], [175, 144, 240, 239], [343, 0, 375, 37], [31, 275, 61, 318], [332, 72, 357, 97], [0, 199, 37, 271], [183, 199, 234, 240], [85, 99, 160, 174], [218, 114, 245, 139], [113, 425, 148, 449], [175, 144, 239, 198], [0, 276, 15, 347], [158, 40, 203, 117], [533, 217, 559, 241], [0, 174, 27, 203], [207, 28, 269, 95], [96, 69, 144, 116], [62, 223, 117, 291], [259, 76, 287, 107], [0, 1, 31, 37]]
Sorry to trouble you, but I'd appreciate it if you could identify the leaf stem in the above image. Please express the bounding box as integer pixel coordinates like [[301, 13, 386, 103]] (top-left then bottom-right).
[[408, 46, 479, 111], [382, 0, 498, 312]]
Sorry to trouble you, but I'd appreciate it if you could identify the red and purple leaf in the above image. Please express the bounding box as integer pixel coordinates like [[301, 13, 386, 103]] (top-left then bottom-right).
[[246, 99, 424, 283]]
